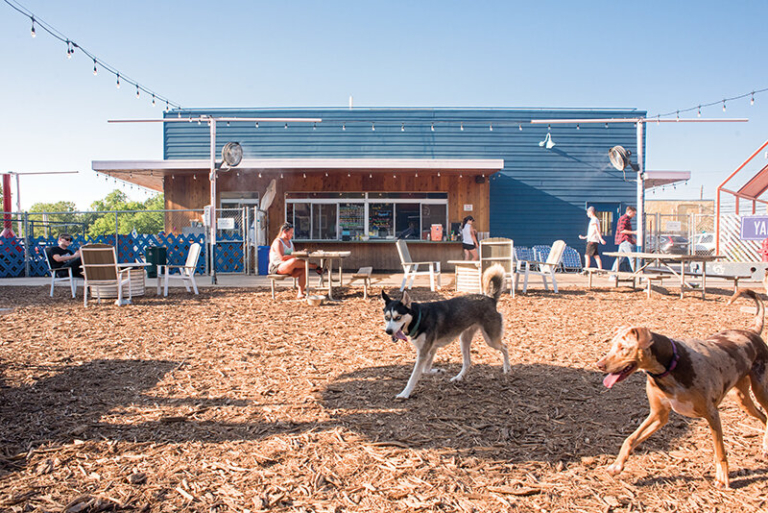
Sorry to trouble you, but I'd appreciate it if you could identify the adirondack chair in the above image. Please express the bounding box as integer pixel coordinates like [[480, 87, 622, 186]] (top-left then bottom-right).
[[396, 239, 441, 291], [80, 244, 136, 307], [156, 243, 202, 297], [520, 240, 567, 293]]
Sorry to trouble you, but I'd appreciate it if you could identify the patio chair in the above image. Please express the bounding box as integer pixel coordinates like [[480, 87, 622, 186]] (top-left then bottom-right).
[[396, 239, 441, 291], [520, 240, 567, 293], [561, 246, 583, 273], [80, 244, 135, 307], [44, 246, 77, 298], [157, 242, 201, 297], [454, 237, 519, 296]]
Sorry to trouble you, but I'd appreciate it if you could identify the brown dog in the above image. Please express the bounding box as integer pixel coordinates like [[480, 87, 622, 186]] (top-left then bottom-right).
[[596, 289, 768, 488]]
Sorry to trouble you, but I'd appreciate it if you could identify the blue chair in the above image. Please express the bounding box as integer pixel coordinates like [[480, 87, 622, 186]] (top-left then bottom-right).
[[561, 246, 583, 273]]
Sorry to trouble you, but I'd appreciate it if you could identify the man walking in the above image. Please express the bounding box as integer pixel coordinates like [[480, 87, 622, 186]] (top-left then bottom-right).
[[611, 206, 637, 273]]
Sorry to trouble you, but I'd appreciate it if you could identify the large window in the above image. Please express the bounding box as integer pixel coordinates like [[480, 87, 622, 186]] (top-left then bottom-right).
[[285, 192, 448, 241]]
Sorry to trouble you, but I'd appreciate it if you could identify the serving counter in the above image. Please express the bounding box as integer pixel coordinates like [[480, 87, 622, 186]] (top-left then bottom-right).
[[290, 241, 463, 272]]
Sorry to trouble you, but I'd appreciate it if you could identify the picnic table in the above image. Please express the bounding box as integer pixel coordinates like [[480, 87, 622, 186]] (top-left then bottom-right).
[[603, 251, 722, 299], [293, 250, 352, 300]]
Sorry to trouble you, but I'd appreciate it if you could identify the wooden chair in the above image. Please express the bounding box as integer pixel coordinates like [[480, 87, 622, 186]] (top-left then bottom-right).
[[396, 239, 441, 291], [156, 243, 202, 297], [80, 244, 135, 307], [44, 246, 77, 298], [453, 238, 518, 296], [521, 240, 567, 293]]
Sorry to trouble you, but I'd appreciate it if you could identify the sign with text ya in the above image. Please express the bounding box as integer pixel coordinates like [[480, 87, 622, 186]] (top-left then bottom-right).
[[740, 215, 768, 240]]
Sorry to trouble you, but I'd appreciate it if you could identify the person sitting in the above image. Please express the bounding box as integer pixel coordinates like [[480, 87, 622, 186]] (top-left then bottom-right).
[[269, 222, 321, 299], [48, 233, 83, 278]]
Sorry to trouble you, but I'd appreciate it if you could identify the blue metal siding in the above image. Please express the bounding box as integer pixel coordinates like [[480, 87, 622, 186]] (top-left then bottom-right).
[[164, 108, 644, 249]]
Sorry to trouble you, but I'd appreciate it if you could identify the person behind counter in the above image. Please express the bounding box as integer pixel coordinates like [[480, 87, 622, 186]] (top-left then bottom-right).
[[269, 222, 322, 299], [461, 215, 479, 260]]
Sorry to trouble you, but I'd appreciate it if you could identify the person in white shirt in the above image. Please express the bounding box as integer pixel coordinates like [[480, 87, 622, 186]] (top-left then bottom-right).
[[461, 216, 479, 260], [579, 206, 606, 269]]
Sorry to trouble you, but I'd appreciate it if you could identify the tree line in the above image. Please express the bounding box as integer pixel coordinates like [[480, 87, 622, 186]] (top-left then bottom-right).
[[25, 190, 165, 238]]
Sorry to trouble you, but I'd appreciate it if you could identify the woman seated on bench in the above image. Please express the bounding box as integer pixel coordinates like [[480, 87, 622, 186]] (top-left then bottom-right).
[[269, 222, 321, 299]]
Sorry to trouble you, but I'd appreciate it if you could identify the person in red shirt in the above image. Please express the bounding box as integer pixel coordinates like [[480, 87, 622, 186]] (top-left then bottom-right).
[[611, 206, 637, 272]]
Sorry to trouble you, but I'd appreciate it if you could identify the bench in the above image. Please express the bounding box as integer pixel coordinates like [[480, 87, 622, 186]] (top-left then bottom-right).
[[584, 268, 664, 299], [349, 266, 373, 299], [267, 274, 297, 299]]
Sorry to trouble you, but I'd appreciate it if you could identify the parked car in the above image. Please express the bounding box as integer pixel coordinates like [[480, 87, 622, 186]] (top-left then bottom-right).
[[693, 233, 716, 255], [646, 234, 689, 254]]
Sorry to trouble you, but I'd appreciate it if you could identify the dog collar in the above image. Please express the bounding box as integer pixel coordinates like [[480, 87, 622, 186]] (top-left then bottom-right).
[[647, 338, 679, 379], [406, 309, 422, 337]]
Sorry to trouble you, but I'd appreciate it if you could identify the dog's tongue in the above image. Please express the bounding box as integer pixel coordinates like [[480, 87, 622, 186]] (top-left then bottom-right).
[[394, 330, 408, 341], [603, 373, 622, 389]]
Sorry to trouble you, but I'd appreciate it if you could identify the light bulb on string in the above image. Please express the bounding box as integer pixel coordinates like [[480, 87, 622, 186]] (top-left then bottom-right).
[[751, 92, 755, 105], [152, 94, 156, 107], [342, 123, 346, 131], [255, 122, 259, 128], [401, 123, 405, 132], [30, 17, 35, 37], [313, 122, 317, 130], [284, 123, 288, 129], [697, 106, 701, 117], [371, 123, 375, 131], [519, 123, 523, 131], [116, 73, 121, 89], [165, 101, 170, 113], [489, 123, 493, 131], [431, 123, 435, 132], [460, 122, 464, 131], [576, 124, 580, 130], [136, 85, 140, 99], [722, 100, 726, 112], [258, 173, 262, 178], [93, 59, 98, 75]]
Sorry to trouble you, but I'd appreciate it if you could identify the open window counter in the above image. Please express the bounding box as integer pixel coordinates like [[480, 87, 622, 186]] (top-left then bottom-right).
[[292, 241, 463, 273]]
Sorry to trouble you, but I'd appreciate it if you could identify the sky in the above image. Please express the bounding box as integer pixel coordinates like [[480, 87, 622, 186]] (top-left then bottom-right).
[[2, 0, 767, 211]]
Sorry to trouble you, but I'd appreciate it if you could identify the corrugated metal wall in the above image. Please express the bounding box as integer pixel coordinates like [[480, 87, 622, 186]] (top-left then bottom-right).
[[164, 108, 644, 248]]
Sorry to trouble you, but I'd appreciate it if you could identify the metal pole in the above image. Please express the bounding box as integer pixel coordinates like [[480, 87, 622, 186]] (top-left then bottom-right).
[[115, 211, 119, 249], [209, 120, 217, 284], [636, 122, 644, 253], [23, 212, 30, 277]]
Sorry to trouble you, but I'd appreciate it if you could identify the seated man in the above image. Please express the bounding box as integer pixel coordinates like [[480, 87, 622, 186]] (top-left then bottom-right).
[[47, 233, 83, 278]]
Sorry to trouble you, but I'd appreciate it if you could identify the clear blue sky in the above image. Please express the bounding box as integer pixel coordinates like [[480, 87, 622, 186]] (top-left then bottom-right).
[[2, 0, 767, 210]]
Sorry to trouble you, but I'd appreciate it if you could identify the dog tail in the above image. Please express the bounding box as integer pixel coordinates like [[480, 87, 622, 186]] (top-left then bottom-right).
[[482, 264, 506, 302], [728, 288, 764, 335]]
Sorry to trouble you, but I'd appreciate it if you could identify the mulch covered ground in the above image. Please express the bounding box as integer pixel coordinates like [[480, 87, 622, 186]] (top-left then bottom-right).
[[1, 282, 767, 512]]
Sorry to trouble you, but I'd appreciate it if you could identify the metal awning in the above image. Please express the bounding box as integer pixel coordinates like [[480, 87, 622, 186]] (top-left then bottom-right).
[[735, 162, 768, 200], [644, 170, 691, 189], [91, 158, 505, 191]]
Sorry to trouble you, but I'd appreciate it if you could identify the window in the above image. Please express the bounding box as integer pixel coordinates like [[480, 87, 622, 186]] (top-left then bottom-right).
[[285, 192, 448, 241]]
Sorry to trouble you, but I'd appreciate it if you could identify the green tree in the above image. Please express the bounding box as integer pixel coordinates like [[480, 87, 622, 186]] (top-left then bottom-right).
[[28, 201, 85, 237], [87, 190, 164, 236]]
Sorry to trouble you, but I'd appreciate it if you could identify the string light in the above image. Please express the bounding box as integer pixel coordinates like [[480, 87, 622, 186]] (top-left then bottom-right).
[[519, 123, 522, 131], [371, 122, 375, 131], [5, 0, 181, 110], [401, 123, 405, 132], [650, 86, 768, 119], [489, 123, 493, 131], [342, 123, 346, 131], [255, 122, 259, 128], [136, 85, 140, 98], [431, 123, 435, 132]]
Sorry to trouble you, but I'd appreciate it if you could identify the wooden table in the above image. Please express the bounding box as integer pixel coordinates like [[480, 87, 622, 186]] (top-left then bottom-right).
[[604, 251, 722, 299], [294, 251, 352, 300]]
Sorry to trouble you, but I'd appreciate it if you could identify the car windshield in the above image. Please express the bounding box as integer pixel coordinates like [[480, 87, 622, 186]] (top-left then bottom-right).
[[669, 236, 688, 243]]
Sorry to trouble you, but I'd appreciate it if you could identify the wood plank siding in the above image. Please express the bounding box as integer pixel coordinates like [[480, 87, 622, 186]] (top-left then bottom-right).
[[162, 108, 644, 263]]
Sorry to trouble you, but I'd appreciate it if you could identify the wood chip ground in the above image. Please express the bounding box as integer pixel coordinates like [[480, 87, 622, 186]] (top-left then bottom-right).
[[1, 284, 768, 512]]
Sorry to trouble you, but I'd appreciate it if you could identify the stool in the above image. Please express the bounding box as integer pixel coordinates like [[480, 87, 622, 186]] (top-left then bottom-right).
[[267, 274, 297, 299], [350, 267, 373, 299]]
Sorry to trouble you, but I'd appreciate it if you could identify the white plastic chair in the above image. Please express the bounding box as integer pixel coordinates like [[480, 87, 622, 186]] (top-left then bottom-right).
[[396, 239, 441, 291], [157, 243, 201, 297], [521, 240, 567, 293], [44, 246, 77, 298]]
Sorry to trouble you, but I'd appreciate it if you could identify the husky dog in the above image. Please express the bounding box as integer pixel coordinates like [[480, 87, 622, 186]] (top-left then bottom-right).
[[382, 264, 510, 399]]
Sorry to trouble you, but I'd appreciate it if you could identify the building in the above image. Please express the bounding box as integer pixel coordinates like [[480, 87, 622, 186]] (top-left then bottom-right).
[[93, 107, 647, 271]]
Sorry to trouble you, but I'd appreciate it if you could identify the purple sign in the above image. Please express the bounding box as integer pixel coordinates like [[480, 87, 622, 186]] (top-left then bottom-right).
[[740, 215, 768, 240]]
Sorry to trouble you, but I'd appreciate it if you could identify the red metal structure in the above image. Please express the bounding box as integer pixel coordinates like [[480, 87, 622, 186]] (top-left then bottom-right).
[[716, 139, 768, 254], [0, 174, 15, 238]]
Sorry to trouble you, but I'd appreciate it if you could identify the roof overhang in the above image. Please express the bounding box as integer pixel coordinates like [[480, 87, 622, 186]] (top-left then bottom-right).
[[735, 162, 768, 200], [644, 170, 690, 190], [92, 158, 505, 191]]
